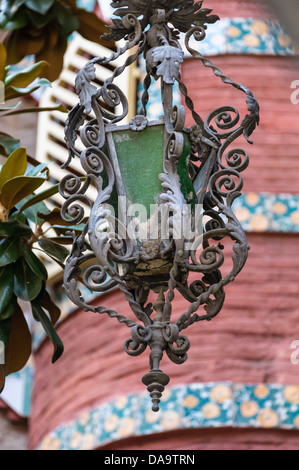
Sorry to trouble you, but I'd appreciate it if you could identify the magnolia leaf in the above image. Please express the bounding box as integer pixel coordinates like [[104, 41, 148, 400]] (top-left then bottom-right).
[[20, 203, 49, 225], [37, 207, 68, 226], [0, 147, 27, 192], [0, 102, 21, 112], [0, 294, 17, 321], [25, 0, 55, 14], [1, 103, 68, 117], [47, 236, 74, 245], [0, 318, 10, 350], [31, 301, 64, 363], [38, 289, 61, 326], [15, 182, 60, 216], [76, 8, 114, 47], [0, 43, 7, 82], [25, 161, 50, 177], [3, 303, 32, 377], [5, 78, 52, 101], [22, 244, 48, 282], [37, 208, 86, 229], [4, 30, 25, 64], [15, 176, 85, 216], [38, 238, 69, 263], [0, 317, 9, 391], [16, 194, 50, 224], [0, 174, 47, 213], [0, 238, 21, 266], [18, 31, 46, 57], [0, 132, 20, 156], [35, 33, 68, 82], [0, 220, 32, 238], [0, 1, 26, 21], [0, 11, 28, 32], [0, 265, 14, 315], [4, 60, 50, 89], [54, 2, 80, 36], [13, 257, 43, 301]]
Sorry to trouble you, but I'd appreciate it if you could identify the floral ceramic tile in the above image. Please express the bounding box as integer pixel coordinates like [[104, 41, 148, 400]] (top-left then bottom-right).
[[36, 382, 299, 450], [233, 193, 299, 233], [233, 384, 299, 430]]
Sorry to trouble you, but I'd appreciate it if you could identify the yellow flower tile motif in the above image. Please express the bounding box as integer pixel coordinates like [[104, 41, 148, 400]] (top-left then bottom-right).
[[104, 413, 119, 432], [272, 202, 287, 215], [40, 435, 61, 451], [250, 20, 269, 35], [78, 411, 90, 426], [244, 34, 260, 48], [70, 432, 84, 449], [283, 385, 299, 404], [80, 433, 97, 450], [161, 388, 172, 402], [184, 394, 199, 409], [235, 207, 250, 222], [278, 34, 292, 47], [240, 401, 259, 418], [257, 409, 279, 428], [227, 26, 242, 38], [115, 395, 128, 409], [246, 192, 260, 206], [202, 403, 221, 419], [249, 214, 269, 232], [210, 384, 232, 404], [254, 384, 269, 399], [117, 417, 136, 437], [291, 211, 299, 225], [145, 408, 161, 424], [160, 410, 181, 430]]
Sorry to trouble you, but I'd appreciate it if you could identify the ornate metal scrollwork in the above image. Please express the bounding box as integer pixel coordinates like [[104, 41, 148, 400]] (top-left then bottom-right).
[[61, 0, 260, 411]]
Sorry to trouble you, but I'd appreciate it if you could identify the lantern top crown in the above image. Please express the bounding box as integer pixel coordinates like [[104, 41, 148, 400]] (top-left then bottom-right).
[[104, 0, 219, 41]]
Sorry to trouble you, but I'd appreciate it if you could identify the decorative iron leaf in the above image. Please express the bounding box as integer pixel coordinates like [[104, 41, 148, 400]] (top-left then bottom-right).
[[148, 45, 184, 84], [105, 0, 219, 41], [75, 63, 97, 114], [241, 91, 260, 143]]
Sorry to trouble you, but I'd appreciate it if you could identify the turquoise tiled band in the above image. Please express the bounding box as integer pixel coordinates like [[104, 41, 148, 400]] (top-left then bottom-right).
[[36, 382, 299, 450], [234, 193, 299, 233], [184, 18, 297, 57]]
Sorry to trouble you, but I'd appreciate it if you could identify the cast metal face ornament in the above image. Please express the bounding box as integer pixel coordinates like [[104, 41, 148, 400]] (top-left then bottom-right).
[[60, 0, 260, 411]]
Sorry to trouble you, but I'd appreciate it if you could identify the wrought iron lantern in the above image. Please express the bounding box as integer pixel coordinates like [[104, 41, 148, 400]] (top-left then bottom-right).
[[60, 0, 260, 411]]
